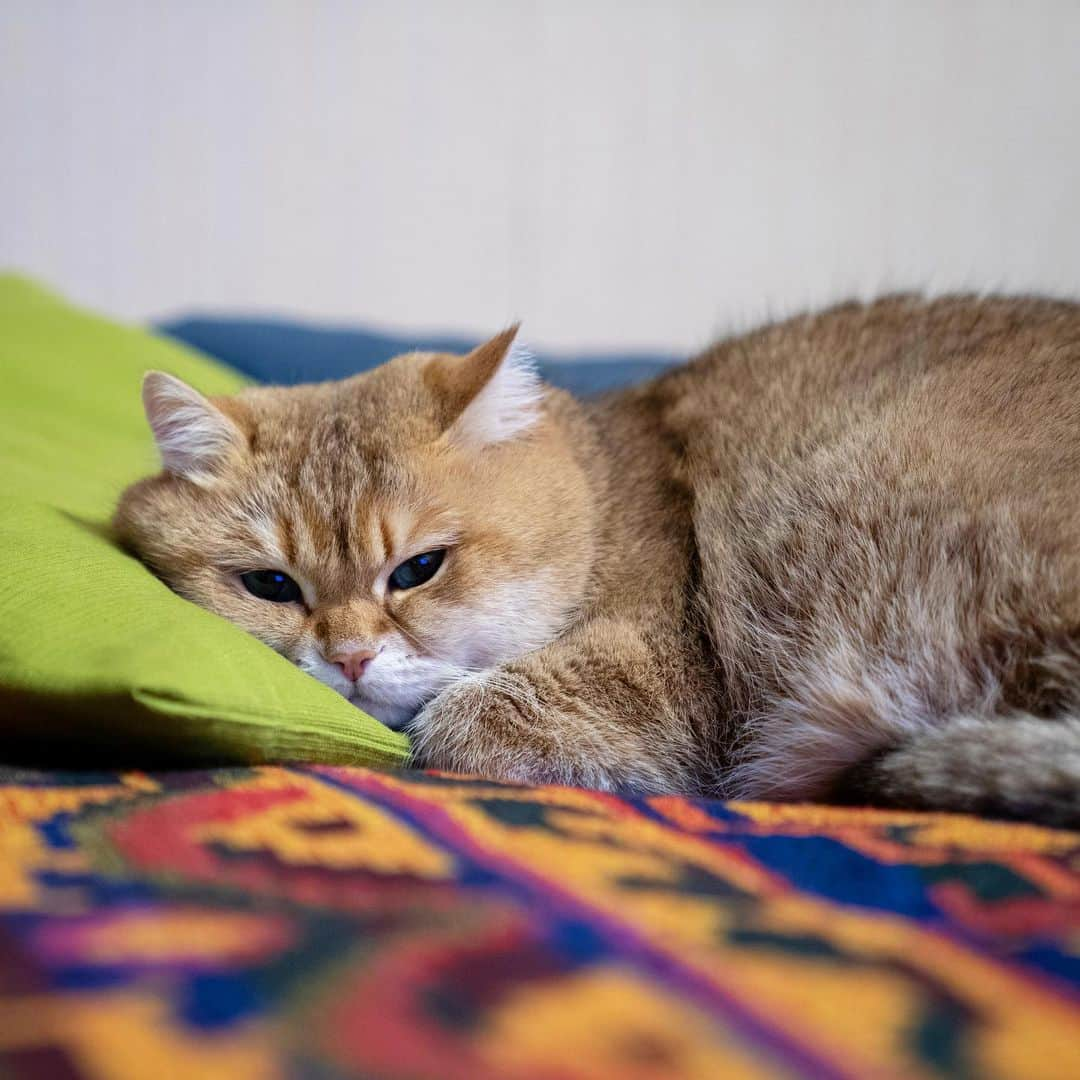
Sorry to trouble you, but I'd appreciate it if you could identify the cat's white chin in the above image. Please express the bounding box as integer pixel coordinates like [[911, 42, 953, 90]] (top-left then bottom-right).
[[294, 642, 439, 731], [348, 694, 418, 732]]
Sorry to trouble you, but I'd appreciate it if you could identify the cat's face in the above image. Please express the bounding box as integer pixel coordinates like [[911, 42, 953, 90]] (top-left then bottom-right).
[[115, 329, 594, 730]]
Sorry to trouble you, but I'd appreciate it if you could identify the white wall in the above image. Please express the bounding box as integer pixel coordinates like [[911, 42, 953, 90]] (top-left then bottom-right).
[[2, 1, 1079, 353]]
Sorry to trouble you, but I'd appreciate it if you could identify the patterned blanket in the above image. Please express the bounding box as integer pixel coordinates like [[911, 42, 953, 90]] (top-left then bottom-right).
[[0, 766, 1077, 1079]]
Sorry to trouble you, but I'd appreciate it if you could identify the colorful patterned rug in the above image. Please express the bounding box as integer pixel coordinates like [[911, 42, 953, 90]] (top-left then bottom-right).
[[0, 766, 1077, 1080]]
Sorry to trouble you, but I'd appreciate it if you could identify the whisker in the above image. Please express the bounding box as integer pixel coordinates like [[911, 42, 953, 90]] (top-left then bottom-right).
[[384, 610, 472, 675]]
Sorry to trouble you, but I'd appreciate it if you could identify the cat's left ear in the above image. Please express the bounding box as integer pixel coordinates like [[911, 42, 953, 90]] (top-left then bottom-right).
[[433, 325, 543, 448], [142, 371, 246, 482]]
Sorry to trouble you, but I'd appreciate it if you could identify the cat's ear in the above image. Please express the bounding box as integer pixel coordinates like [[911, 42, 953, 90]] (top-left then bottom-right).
[[435, 325, 543, 448], [142, 371, 245, 481]]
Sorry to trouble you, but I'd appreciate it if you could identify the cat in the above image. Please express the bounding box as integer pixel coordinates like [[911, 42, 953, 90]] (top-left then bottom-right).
[[115, 295, 1080, 827]]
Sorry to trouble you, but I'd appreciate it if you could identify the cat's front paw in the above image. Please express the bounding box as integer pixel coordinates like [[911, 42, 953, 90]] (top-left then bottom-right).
[[406, 672, 600, 788]]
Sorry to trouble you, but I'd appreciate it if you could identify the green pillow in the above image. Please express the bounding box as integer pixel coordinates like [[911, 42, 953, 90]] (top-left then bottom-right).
[[0, 275, 408, 767]]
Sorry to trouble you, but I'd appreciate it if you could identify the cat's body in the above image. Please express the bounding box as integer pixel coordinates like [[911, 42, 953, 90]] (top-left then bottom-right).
[[116, 296, 1080, 826]]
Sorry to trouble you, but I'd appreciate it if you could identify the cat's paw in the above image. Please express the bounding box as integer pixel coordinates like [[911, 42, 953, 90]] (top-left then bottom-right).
[[405, 672, 603, 788]]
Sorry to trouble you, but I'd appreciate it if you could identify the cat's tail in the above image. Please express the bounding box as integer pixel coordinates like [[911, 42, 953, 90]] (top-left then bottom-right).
[[830, 714, 1080, 829]]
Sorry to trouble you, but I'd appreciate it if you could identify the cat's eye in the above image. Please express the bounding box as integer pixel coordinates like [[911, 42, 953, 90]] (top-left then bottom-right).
[[240, 569, 303, 604], [389, 549, 446, 591]]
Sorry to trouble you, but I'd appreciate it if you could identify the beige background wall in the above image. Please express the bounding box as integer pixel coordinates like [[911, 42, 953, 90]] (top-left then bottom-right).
[[2, 1, 1079, 352]]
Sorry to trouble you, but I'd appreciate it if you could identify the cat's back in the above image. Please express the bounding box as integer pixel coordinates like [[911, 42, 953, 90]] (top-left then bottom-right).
[[662, 294, 1078, 458], [656, 294, 1080, 536]]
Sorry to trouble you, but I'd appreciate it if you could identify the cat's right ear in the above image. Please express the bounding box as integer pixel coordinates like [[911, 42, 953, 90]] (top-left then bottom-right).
[[431, 325, 543, 448], [142, 371, 244, 482]]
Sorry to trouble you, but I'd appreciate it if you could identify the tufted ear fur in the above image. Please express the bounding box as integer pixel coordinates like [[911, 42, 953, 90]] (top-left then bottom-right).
[[434, 325, 543, 448], [142, 371, 245, 482]]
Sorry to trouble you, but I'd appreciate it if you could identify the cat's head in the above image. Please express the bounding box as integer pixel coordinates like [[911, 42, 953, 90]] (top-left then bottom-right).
[[114, 328, 595, 729]]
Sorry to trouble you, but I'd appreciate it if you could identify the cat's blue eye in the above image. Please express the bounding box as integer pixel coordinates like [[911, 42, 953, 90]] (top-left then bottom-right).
[[240, 569, 303, 604], [389, 549, 446, 591]]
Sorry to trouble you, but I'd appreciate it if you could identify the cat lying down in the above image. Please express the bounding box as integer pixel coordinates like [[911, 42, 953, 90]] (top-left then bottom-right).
[[115, 296, 1080, 827]]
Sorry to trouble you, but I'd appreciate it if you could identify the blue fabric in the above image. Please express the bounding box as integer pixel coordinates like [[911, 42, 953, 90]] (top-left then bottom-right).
[[157, 317, 680, 396]]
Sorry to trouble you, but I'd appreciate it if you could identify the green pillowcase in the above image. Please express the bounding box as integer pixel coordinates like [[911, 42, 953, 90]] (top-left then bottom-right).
[[0, 275, 408, 767]]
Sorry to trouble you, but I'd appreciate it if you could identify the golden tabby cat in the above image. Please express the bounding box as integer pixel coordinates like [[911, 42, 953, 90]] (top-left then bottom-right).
[[116, 296, 1080, 826]]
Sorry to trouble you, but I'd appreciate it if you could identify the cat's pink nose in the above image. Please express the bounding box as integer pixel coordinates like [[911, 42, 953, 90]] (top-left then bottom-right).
[[331, 649, 376, 682]]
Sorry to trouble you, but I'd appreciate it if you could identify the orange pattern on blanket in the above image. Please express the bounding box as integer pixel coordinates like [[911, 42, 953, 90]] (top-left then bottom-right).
[[0, 765, 1077, 1080]]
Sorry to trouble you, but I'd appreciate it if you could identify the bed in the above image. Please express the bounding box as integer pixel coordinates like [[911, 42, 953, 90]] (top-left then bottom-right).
[[1, 277, 1076, 1079]]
